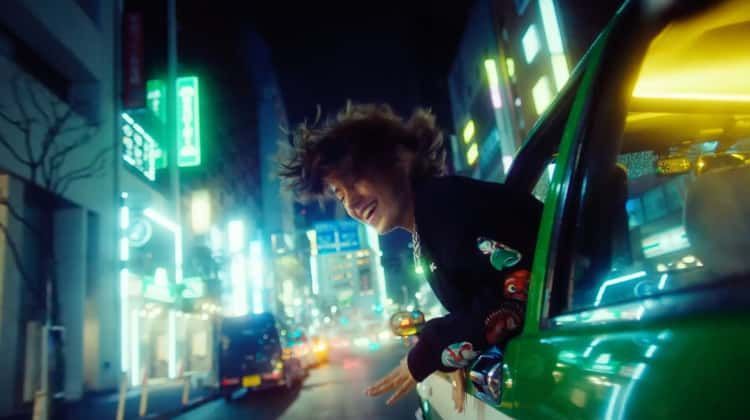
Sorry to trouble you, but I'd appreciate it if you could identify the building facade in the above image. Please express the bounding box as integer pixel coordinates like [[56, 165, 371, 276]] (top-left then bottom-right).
[[448, 0, 619, 187], [0, 0, 120, 414]]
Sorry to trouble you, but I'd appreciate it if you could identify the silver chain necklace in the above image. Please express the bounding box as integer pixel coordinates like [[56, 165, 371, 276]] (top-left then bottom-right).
[[411, 226, 421, 269]]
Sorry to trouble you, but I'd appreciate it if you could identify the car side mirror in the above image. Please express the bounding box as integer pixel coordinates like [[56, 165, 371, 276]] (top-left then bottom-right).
[[389, 310, 426, 337], [469, 346, 506, 404]]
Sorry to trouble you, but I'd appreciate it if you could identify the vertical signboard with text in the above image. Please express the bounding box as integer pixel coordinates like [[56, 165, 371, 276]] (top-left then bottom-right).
[[146, 79, 168, 169], [123, 12, 145, 108], [176, 76, 201, 167]]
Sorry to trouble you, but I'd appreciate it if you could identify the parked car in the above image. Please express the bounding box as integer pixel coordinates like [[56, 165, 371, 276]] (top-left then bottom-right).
[[286, 330, 318, 370], [219, 313, 305, 400], [410, 1, 750, 418]]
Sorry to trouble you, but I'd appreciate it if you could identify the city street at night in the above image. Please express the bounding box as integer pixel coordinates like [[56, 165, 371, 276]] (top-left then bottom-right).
[[1, 1, 750, 419], [178, 345, 419, 420]]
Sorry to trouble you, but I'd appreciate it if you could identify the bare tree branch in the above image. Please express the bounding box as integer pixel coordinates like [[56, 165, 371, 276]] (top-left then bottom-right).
[[55, 147, 110, 194], [37, 107, 73, 169], [0, 222, 44, 306], [0, 130, 31, 165], [0, 198, 40, 237], [10, 76, 31, 124], [5, 77, 43, 183], [25, 78, 52, 127]]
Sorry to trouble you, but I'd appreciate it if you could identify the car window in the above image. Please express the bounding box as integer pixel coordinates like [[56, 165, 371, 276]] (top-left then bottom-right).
[[532, 159, 556, 202], [558, 8, 750, 313]]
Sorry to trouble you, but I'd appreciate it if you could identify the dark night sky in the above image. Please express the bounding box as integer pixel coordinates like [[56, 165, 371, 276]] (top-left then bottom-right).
[[135, 0, 475, 297]]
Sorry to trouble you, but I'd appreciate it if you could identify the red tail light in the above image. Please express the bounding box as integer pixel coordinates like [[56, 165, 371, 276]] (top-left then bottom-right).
[[221, 377, 240, 386], [262, 371, 282, 380]]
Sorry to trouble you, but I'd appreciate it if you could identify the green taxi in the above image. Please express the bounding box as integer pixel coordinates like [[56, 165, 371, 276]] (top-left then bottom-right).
[[413, 0, 750, 418]]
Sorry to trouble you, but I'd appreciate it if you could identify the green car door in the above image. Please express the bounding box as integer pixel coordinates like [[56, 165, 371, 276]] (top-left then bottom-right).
[[495, 1, 750, 419]]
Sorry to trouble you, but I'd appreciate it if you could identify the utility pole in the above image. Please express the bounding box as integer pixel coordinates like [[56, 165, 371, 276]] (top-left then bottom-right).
[[167, 0, 181, 237]]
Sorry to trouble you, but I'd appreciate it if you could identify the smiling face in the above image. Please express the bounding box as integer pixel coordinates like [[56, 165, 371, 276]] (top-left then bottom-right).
[[326, 166, 414, 234]]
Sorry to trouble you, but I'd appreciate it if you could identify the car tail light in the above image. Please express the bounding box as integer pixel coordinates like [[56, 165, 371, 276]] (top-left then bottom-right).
[[221, 377, 240, 386], [262, 371, 282, 380]]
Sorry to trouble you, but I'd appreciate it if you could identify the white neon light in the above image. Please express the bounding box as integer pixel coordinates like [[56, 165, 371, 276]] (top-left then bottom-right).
[[120, 206, 130, 230], [143, 207, 180, 232], [366, 225, 387, 313], [594, 271, 647, 306], [645, 345, 658, 358], [632, 362, 647, 380], [230, 254, 248, 316], [658, 273, 669, 290], [168, 310, 176, 378], [210, 227, 223, 255], [120, 237, 130, 262], [249, 240, 264, 314], [583, 336, 603, 358], [227, 220, 245, 254], [539, 0, 569, 90], [310, 255, 319, 295], [522, 25, 541, 63], [547, 162, 556, 181], [503, 156, 514, 174], [143, 208, 183, 284], [120, 269, 129, 372]]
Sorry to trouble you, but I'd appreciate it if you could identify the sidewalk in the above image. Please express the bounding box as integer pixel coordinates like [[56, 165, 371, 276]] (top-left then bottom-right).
[[1, 382, 218, 420]]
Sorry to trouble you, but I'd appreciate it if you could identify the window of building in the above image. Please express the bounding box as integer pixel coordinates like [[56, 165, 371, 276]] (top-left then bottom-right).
[[532, 75, 553, 115], [522, 25, 541, 63]]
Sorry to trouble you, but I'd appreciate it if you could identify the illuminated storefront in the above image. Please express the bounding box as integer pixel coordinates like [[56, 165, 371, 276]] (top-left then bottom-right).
[[119, 195, 216, 385]]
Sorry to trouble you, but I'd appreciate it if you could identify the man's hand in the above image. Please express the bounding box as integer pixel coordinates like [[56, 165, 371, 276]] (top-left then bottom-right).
[[450, 369, 466, 413], [365, 357, 417, 405]]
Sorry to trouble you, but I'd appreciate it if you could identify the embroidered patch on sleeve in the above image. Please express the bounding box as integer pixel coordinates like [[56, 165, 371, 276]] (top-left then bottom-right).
[[476, 237, 522, 271], [484, 303, 524, 345], [441, 341, 479, 368], [504, 269, 530, 301]]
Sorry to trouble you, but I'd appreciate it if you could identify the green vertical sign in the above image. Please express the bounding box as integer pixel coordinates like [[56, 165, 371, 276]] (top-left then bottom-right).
[[176, 76, 201, 167], [146, 79, 168, 169], [146, 79, 167, 123]]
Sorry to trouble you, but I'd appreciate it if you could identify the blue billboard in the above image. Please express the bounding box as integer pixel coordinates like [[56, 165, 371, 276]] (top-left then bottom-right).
[[314, 220, 361, 254]]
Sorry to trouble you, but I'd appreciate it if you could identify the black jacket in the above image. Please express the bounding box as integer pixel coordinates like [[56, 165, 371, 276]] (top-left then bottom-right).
[[406, 176, 543, 382]]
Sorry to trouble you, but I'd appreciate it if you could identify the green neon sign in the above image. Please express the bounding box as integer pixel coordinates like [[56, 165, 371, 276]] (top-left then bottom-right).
[[146, 79, 168, 169], [147, 79, 167, 123], [176, 76, 202, 167]]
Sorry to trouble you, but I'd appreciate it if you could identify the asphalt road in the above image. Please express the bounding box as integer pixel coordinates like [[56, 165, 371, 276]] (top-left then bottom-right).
[[177, 344, 420, 420]]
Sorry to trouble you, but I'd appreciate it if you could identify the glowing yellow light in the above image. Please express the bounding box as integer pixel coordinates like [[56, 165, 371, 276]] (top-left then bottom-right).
[[532, 76, 553, 115], [551, 53, 569, 91], [633, 91, 750, 102], [484, 59, 502, 108], [632, 1, 750, 105], [505, 57, 516, 79], [466, 143, 479, 165], [191, 190, 211, 234], [463, 120, 476, 144]]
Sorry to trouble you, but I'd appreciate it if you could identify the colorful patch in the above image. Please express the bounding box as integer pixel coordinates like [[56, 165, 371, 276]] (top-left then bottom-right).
[[476, 237, 522, 271], [441, 341, 479, 368], [484, 303, 524, 345], [504, 269, 530, 301]]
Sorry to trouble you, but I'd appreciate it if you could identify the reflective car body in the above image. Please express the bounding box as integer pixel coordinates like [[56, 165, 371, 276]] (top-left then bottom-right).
[[418, 1, 750, 419]]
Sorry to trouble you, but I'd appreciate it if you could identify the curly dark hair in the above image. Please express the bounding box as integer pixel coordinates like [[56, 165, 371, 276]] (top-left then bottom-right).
[[279, 103, 446, 201]]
